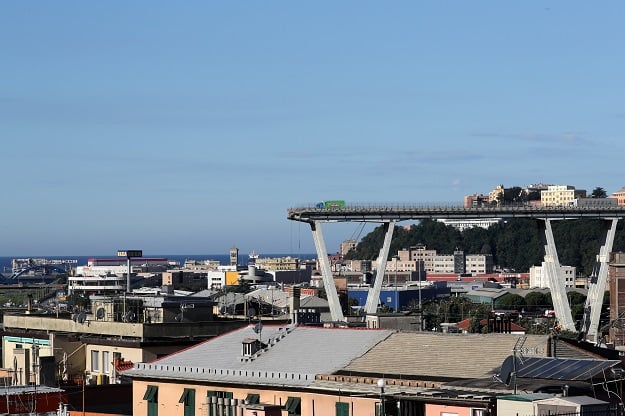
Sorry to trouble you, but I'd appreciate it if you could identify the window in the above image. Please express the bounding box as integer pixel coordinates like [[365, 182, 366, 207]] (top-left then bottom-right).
[[143, 385, 158, 416], [284, 396, 301, 416], [102, 351, 110, 374], [336, 401, 349, 416], [91, 350, 100, 372], [245, 393, 260, 404], [179, 388, 195, 416]]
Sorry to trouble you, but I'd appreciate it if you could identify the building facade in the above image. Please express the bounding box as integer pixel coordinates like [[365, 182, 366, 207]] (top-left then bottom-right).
[[540, 185, 586, 207], [611, 187, 625, 206], [1, 294, 245, 387], [395, 246, 493, 276], [608, 252, 625, 345], [529, 263, 577, 289]]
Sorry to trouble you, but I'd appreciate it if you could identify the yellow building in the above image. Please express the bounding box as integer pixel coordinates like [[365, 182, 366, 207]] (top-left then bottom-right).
[[125, 325, 397, 416], [540, 185, 586, 207], [255, 256, 300, 271]]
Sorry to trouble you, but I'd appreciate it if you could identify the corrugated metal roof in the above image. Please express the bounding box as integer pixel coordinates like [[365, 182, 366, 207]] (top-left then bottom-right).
[[0, 385, 64, 396], [124, 324, 393, 387]]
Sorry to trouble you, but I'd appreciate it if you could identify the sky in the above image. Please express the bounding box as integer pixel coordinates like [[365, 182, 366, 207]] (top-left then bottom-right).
[[1, 1, 624, 257]]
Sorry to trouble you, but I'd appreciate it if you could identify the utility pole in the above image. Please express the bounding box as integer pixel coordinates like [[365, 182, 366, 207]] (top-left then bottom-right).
[[393, 256, 399, 312]]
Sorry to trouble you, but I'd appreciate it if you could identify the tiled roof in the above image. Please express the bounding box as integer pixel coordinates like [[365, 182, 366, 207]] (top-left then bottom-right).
[[114, 358, 134, 372], [343, 332, 551, 380], [124, 324, 393, 387]]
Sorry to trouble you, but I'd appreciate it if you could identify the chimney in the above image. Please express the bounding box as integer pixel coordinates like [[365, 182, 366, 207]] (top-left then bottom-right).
[[290, 287, 301, 324]]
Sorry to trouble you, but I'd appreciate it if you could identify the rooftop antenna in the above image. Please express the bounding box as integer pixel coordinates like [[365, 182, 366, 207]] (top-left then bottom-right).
[[253, 321, 263, 344], [511, 336, 526, 394], [494, 336, 526, 394]]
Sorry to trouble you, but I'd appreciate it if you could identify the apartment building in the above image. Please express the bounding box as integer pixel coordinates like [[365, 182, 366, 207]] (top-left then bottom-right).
[[124, 326, 622, 416], [540, 185, 586, 207], [1, 294, 245, 387], [529, 263, 577, 289], [395, 245, 494, 276], [489, 184, 505, 204], [463, 193, 490, 207]]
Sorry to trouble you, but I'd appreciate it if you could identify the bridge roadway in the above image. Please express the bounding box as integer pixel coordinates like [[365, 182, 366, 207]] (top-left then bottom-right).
[[287, 203, 625, 222], [287, 203, 625, 343]]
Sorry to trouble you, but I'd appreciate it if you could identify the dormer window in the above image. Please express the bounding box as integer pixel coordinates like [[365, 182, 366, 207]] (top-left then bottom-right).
[[242, 338, 261, 357]]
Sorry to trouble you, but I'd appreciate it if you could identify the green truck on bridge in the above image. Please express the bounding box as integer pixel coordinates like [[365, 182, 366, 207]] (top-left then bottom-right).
[[316, 200, 346, 209]]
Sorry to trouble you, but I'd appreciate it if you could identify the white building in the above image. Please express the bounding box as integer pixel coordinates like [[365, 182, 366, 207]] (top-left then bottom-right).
[[437, 218, 503, 231], [529, 263, 577, 288], [75, 257, 171, 277], [68, 274, 126, 296], [395, 246, 493, 276]]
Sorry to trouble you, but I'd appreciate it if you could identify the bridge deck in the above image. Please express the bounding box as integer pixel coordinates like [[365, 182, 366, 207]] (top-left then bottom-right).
[[287, 204, 625, 222]]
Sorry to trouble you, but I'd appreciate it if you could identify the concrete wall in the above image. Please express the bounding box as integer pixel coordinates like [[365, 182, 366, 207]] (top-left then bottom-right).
[[497, 399, 535, 416], [3, 314, 241, 340], [4, 314, 145, 338]]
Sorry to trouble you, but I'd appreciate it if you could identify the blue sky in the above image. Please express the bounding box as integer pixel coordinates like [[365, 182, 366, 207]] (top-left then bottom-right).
[[1, 1, 624, 257]]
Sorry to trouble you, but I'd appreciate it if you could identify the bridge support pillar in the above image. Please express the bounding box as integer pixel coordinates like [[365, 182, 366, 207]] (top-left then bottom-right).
[[310, 221, 345, 322], [541, 219, 575, 331], [582, 218, 618, 343], [364, 221, 396, 315]]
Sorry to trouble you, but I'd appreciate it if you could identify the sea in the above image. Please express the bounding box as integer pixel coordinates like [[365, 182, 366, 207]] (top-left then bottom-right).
[[0, 253, 317, 274]]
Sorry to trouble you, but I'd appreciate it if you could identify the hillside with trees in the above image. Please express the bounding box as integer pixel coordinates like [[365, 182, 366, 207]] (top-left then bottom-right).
[[344, 218, 625, 275]]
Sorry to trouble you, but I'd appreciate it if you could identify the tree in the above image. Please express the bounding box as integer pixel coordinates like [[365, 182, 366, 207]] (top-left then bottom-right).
[[504, 186, 524, 203], [345, 208, 625, 275], [495, 293, 526, 311], [468, 316, 482, 333], [591, 187, 607, 198], [524, 292, 552, 313]]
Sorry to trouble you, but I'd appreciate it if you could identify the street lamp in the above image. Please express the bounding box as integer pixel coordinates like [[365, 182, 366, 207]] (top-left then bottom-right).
[[377, 378, 386, 416]]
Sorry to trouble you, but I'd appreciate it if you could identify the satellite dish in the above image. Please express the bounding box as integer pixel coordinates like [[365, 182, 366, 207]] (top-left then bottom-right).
[[253, 322, 263, 334], [497, 355, 522, 385], [96, 308, 105, 320]]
